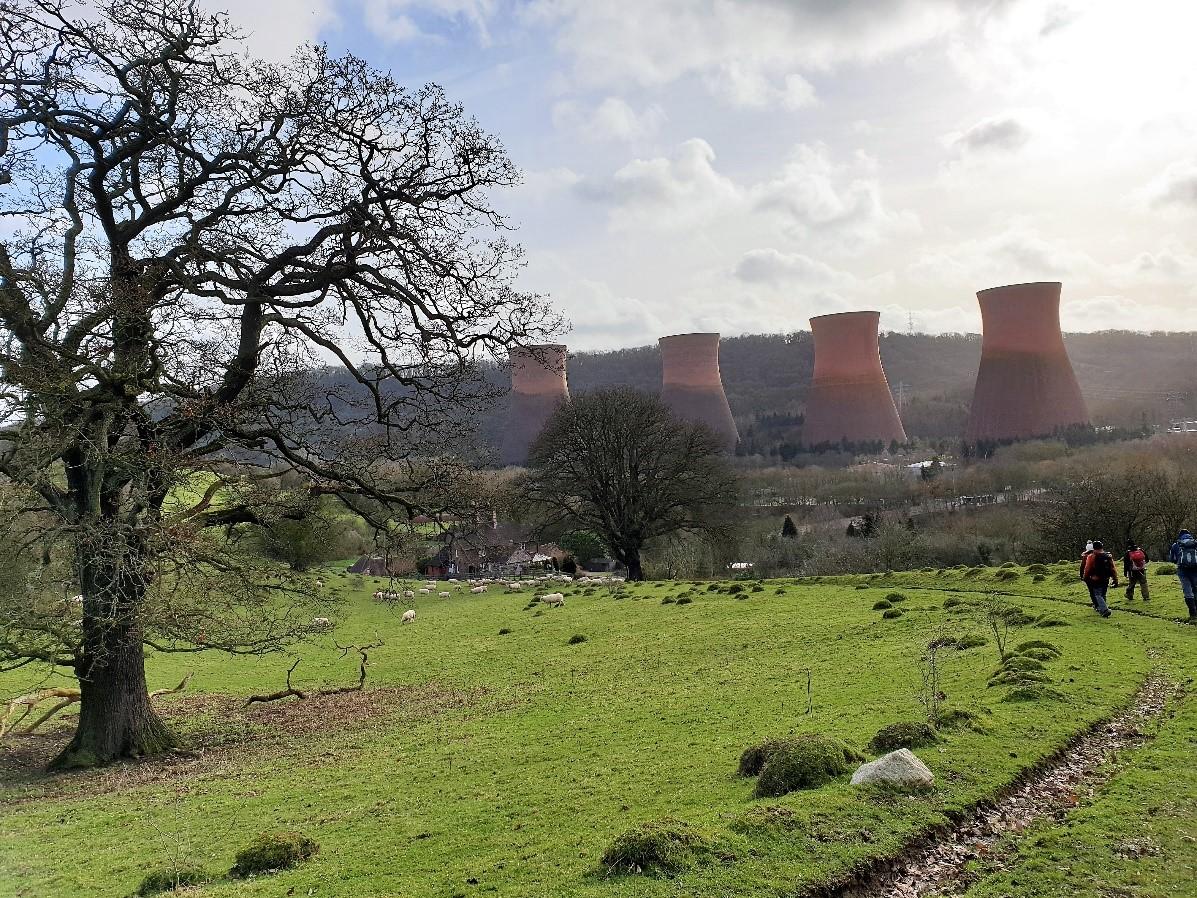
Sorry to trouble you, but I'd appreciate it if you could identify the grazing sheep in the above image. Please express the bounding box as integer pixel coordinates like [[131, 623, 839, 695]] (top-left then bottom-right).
[[540, 593, 565, 607], [471, 585, 488, 594], [418, 588, 431, 595], [439, 591, 451, 598], [372, 590, 384, 601], [312, 617, 331, 628], [404, 590, 415, 599], [401, 609, 416, 623]]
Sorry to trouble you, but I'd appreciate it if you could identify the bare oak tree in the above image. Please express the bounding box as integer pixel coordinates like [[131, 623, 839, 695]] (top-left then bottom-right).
[[0, 0, 556, 767], [521, 387, 737, 580]]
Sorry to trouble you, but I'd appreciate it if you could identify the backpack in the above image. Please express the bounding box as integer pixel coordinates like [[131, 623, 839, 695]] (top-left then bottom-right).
[[1177, 537, 1197, 568], [1083, 551, 1114, 582], [1128, 548, 1146, 571]]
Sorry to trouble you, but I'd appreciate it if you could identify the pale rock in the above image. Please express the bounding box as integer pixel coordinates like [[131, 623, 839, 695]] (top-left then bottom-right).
[[850, 748, 934, 788]]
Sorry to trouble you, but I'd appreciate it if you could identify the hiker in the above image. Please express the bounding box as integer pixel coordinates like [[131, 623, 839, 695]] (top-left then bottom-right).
[[1079, 539, 1117, 617], [1167, 529, 1197, 622], [1085, 538, 1094, 553], [1123, 541, 1150, 601]]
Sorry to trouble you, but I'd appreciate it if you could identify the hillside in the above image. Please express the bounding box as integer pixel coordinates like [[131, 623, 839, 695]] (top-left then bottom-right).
[[476, 331, 1197, 453], [3, 565, 1195, 897]]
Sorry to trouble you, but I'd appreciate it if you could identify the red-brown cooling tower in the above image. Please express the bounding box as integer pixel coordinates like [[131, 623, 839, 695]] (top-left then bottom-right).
[[802, 311, 907, 446], [965, 282, 1088, 442], [658, 333, 738, 452], [500, 344, 569, 466]]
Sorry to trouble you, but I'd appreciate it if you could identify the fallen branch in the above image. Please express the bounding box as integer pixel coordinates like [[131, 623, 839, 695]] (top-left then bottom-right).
[[318, 641, 383, 696], [1, 688, 80, 739], [151, 673, 193, 699], [245, 659, 306, 705]]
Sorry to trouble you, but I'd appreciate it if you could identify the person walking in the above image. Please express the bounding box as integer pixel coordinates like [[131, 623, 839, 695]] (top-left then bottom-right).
[[1167, 529, 1197, 622], [1123, 541, 1150, 601], [1080, 539, 1117, 617]]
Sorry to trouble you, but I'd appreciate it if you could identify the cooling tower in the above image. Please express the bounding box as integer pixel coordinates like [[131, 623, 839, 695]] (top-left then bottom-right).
[[500, 344, 569, 466], [965, 282, 1088, 442], [658, 333, 738, 452], [802, 311, 907, 446]]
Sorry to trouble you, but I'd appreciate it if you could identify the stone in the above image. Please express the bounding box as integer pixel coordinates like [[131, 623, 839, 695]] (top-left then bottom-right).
[[850, 748, 934, 788]]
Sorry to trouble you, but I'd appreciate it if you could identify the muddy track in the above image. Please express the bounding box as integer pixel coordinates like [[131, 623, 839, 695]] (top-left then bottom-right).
[[803, 672, 1182, 898]]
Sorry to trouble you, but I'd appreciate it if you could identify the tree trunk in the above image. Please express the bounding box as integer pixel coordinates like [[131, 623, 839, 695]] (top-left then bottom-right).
[[623, 548, 644, 582], [51, 544, 176, 769], [51, 622, 175, 769]]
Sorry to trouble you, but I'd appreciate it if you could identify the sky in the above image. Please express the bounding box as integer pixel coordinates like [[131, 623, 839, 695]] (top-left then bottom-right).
[[215, 0, 1197, 350]]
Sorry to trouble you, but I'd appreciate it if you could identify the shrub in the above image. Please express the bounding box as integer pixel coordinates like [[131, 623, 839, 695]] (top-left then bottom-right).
[[1155, 563, 1177, 575], [754, 735, 863, 797], [231, 831, 319, 878], [729, 805, 798, 835], [676, 596, 693, 605], [137, 868, 210, 896], [568, 634, 587, 645], [884, 592, 908, 603], [872, 599, 893, 610], [601, 818, 715, 876], [868, 721, 937, 754], [882, 608, 904, 620], [498, 627, 512, 635], [738, 738, 791, 777]]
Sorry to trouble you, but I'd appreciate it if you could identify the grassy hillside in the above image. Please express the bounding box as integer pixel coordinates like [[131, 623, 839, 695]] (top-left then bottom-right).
[[2, 565, 1195, 897]]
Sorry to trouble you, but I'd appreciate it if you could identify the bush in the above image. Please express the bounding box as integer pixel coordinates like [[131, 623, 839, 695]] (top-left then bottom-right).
[[868, 721, 937, 753], [568, 634, 587, 645], [137, 868, 210, 895], [1155, 563, 1177, 575], [676, 596, 693, 605], [881, 608, 904, 619], [754, 735, 862, 797], [231, 831, 319, 878], [601, 818, 715, 876], [872, 599, 893, 610], [884, 592, 908, 603]]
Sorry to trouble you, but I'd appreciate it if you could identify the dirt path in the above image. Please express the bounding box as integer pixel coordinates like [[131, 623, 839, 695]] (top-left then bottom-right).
[[810, 673, 1181, 898]]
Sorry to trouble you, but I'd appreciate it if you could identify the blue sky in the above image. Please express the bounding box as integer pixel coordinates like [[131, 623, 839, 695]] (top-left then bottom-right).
[[219, 0, 1197, 349]]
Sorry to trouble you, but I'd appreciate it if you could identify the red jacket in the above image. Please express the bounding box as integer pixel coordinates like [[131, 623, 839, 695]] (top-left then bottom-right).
[[1080, 550, 1118, 586]]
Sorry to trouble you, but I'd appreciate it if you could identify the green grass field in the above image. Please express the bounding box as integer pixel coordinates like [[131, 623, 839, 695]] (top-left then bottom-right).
[[2, 563, 1196, 898]]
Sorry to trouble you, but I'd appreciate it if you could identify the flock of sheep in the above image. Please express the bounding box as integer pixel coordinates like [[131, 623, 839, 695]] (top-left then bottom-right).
[[360, 572, 625, 626]]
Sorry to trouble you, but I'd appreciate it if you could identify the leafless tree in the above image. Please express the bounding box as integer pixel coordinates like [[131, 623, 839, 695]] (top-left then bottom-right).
[[520, 387, 737, 581], [0, 0, 557, 767]]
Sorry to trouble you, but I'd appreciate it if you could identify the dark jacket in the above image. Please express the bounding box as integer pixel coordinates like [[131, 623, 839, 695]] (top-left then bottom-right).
[[1169, 530, 1195, 566], [1123, 547, 1148, 577], [1081, 550, 1118, 585]]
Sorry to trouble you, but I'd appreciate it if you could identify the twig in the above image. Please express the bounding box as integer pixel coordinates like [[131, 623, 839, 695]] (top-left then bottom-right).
[[318, 640, 383, 696], [244, 659, 306, 705]]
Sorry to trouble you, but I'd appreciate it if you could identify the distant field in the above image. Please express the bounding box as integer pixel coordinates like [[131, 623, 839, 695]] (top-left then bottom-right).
[[2, 564, 1195, 898]]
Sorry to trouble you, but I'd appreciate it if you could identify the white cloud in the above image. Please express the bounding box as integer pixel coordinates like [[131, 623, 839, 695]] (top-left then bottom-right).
[[1141, 159, 1197, 214], [704, 64, 817, 110], [551, 97, 665, 142], [525, 0, 962, 102], [733, 249, 894, 294], [908, 227, 1097, 289], [946, 114, 1032, 156], [1061, 294, 1179, 333], [210, 0, 336, 61], [574, 138, 741, 229], [364, 0, 497, 43], [754, 144, 918, 250]]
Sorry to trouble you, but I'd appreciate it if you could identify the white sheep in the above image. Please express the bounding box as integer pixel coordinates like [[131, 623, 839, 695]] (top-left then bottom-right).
[[540, 592, 565, 607], [439, 591, 451, 598], [418, 588, 431, 595], [471, 585, 488, 594], [404, 590, 415, 599], [401, 609, 416, 624], [312, 617, 331, 628]]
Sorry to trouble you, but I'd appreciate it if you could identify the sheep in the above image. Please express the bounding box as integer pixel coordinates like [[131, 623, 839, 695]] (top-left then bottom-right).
[[418, 588, 431, 595], [401, 609, 416, 623], [470, 585, 488, 594], [372, 590, 384, 601], [404, 589, 415, 599], [438, 591, 451, 598], [312, 617, 332, 629], [540, 592, 565, 608]]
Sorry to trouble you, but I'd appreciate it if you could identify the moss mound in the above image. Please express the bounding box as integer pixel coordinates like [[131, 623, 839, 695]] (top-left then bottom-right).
[[881, 608, 904, 620], [729, 805, 799, 834], [1025, 564, 1049, 575], [950, 633, 988, 650], [137, 867, 211, 895], [231, 831, 319, 878], [1015, 639, 1062, 658], [1155, 563, 1177, 575], [868, 721, 937, 754], [738, 738, 792, 777], [994, 569, 1020, 581], [872, 599, 893, 610], [676, 596, 693, 605], [601, 818, 715, 876], [1034, 614, 1070, 628], [568, 633, 587, 645], [754, 735, 862, 797], [943, 596, 964, 609], [660, 597, 675, 604], [884, 592, 908, 603]]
